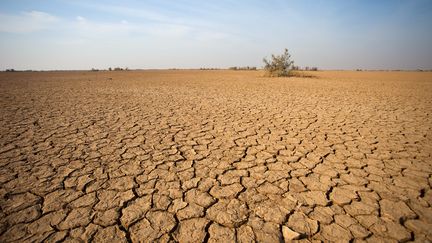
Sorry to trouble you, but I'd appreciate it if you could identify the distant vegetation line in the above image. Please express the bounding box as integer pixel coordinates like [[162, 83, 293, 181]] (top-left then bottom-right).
[[2, 68, 432, 72]]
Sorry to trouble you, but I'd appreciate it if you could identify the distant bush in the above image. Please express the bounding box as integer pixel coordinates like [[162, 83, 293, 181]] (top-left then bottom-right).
[[229, 66, 257, 71], [199, 68, 220, 70], [5, 69, 15, 72], [263, 48, 295, 77], [110, 67, 129, 71], [91, 68, 99, 72], [304, 66, 318, 71]]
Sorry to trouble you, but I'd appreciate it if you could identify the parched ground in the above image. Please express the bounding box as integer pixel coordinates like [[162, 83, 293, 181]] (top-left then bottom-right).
[[0, 70, 431, 242]]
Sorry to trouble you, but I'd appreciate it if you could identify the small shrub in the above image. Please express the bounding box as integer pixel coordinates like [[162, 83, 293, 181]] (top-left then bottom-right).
[[263, 48, 294, 77]]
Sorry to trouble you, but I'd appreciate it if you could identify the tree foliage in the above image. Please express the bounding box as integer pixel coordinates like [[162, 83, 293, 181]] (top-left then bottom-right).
[[263, 48, 294, 77]]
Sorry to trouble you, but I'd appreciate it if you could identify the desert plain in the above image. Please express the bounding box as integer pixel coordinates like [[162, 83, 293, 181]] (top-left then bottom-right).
[[0, 70, 431, 242]]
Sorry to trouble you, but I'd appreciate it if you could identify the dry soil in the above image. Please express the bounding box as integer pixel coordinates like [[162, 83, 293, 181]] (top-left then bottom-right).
[[0, 70, 431, 242]]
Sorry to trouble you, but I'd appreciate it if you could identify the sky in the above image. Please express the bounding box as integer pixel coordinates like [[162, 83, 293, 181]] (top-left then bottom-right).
[[0, 0, 431, 70]]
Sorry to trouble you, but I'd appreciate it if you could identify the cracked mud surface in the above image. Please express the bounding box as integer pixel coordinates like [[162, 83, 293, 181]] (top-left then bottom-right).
[[0, 70, 431, 242]]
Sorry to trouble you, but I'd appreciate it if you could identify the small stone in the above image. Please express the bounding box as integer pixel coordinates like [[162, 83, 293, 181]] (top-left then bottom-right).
[[282, 226, 301, 241]]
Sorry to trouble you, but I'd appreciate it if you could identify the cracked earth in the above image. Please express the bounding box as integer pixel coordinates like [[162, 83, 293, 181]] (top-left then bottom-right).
[[0, 70, 431, 242]]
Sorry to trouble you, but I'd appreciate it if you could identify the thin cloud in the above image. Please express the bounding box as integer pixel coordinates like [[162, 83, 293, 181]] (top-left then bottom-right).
[[76, 15, 86, 23], [0, 7, 234, 42], [67, 1, 242, 41], [70, 2, 184, 24], [0, 11, 59, 33]]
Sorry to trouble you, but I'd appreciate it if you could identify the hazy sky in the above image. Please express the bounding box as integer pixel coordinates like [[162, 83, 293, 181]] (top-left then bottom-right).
[[1, 0, 431, 70]]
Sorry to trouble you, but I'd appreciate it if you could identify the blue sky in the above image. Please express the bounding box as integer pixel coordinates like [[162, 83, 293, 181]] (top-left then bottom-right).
[[1, 0, 431, 70]]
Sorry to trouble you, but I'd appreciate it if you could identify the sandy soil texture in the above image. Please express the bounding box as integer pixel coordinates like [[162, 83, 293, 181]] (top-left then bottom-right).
[[0, 70, 431, 242]]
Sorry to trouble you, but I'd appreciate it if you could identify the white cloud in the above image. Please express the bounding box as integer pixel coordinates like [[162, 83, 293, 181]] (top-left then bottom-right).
[[72, 2, 180, 24], [76, 15, 86, 23], [0, 11, 59, 33], [0, 7, 240, 43], [67, 1, 240, 41]]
